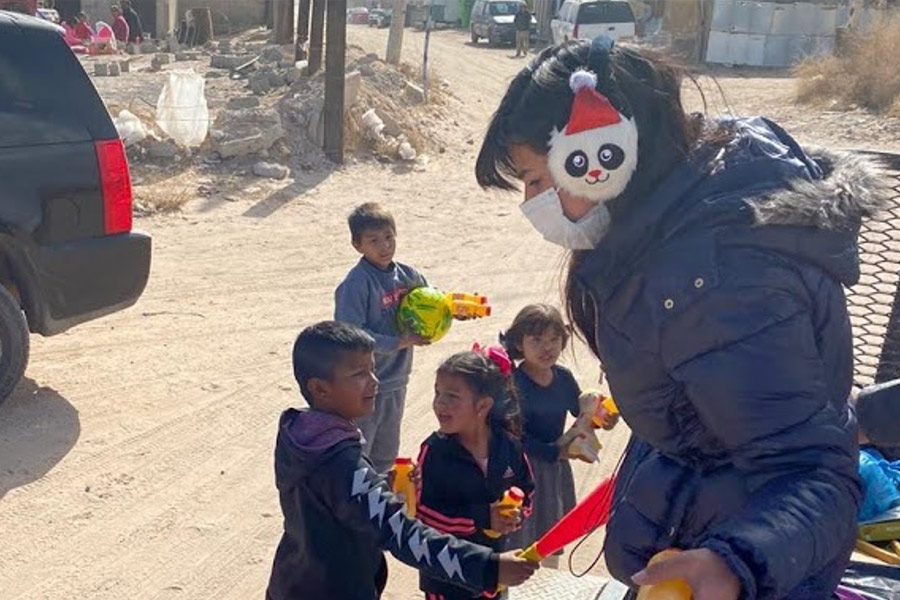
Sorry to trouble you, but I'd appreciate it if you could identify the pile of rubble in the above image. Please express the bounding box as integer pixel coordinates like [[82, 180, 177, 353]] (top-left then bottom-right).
[[106, 32, 461, 185]]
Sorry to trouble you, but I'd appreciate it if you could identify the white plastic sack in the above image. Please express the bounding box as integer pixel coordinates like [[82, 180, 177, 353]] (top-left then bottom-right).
[[155, 69, 209, 147], [398, 141, 417, 161], [113, 109, 147, 146], [361, 108, 385, 141]]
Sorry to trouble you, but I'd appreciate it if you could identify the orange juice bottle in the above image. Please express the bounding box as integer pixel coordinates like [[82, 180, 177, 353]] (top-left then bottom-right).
[[391, 457, 417, 517], [636, 549, 693, 600], [484, 487, 524, 539]]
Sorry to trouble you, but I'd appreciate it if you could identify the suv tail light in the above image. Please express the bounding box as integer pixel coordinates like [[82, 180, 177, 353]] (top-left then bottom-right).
[[573, 24, 579, 38], [95, 139, 133, 235]]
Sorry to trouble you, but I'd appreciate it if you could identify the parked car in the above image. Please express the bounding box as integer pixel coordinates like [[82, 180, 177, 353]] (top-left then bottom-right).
[[0, 11, 151, 406], [368, 8, 391, 28], [470, 0, 536, 47], [551, 0, 635, 45], [347, 6, 369, 24]]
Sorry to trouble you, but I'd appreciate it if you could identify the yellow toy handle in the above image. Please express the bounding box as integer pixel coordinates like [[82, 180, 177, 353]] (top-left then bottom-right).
[[517, 543, 543, 562]]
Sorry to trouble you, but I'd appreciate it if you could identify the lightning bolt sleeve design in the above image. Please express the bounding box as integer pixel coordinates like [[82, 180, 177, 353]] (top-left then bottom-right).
[[325, 454, 499, 595]]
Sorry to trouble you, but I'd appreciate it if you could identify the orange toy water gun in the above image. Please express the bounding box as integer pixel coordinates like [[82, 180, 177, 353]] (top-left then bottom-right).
[[483, 487, 525, 539], [446, 292, 491, 319]]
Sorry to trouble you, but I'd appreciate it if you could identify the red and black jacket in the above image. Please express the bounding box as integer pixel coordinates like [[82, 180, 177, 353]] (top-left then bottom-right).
[[416, 429, 535, 598]]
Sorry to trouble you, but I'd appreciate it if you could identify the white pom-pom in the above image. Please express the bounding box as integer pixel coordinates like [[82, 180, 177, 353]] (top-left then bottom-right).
[[569, 69, 597, 93]]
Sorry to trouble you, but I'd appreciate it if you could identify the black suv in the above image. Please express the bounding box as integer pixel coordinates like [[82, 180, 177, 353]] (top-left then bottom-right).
[[0, 12, 151, 404]]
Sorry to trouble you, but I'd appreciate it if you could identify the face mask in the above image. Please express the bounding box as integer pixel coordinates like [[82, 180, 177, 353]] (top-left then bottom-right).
[[520, 187, 610, 250]]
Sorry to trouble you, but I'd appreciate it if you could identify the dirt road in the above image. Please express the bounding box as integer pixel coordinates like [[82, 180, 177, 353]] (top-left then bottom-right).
[[1, 26, 895, 600], [0, 28, 625, 600]]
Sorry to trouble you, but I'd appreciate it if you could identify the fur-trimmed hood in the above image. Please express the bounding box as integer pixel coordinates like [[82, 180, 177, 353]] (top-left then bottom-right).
[[749, 147, 894, 230], [577, 117, 896, 294]]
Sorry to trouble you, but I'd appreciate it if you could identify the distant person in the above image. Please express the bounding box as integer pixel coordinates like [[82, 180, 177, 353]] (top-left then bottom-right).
[[120, 0, 144, 43], [74, 12, 93, 42], [109, 5, 129, 45], [513, 4, 530, 58]]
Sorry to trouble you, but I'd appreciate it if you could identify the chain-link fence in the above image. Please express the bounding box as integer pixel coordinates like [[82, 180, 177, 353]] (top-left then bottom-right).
[[844, 152, 900, 389]]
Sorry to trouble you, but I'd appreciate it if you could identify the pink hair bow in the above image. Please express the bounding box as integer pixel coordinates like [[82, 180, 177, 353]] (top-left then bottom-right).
[[472, 342, 513, 378]]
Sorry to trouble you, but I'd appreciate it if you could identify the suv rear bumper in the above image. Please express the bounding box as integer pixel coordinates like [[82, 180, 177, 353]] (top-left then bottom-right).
[[19, 232, 151, 336]]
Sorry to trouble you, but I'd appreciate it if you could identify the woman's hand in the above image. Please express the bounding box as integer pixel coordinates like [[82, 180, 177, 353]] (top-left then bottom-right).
[[632, 548, 740, 600], [490, 502, 521, 534]]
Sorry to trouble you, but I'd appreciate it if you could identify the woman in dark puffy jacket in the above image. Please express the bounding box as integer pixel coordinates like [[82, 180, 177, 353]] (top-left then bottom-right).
[[475, 37, 892, 600]]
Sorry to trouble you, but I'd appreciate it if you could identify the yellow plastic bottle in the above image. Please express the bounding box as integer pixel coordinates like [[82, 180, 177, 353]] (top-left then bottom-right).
[[591, 395, 619, 428], [391, 457, 417, 517], [636, 549, 693, 600], [484, 486, 525, 539]]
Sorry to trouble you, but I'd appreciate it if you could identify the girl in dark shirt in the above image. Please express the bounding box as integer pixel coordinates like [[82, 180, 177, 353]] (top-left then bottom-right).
[[502, 304, 580, 566]]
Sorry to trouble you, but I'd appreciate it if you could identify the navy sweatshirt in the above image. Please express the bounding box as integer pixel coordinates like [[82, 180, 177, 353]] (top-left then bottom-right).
[[334, 258, 427, 392], [514, 366, 581, 462]]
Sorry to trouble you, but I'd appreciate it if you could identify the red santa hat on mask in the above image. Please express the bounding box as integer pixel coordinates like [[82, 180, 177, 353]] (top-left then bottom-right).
[[564, 69, 623, 135]]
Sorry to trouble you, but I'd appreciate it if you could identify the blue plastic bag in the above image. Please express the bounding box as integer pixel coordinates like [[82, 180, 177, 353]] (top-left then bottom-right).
[[859, 448, 900, 522]]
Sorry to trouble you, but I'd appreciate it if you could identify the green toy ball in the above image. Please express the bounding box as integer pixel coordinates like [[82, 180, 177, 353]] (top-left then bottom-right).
[[397, 287, 453, 343]]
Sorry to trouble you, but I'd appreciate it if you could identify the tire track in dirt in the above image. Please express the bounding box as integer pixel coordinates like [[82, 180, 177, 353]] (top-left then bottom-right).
[[24, 431, 280, 600], [0, 370, 285, 596]]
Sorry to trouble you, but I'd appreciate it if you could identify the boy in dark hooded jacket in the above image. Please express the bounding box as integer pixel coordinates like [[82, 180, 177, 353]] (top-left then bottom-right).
[[266, 321, 538, 600]]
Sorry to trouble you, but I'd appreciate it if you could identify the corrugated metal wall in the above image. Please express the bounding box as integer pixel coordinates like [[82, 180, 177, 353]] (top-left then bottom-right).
[[705, 0, 846, 67]]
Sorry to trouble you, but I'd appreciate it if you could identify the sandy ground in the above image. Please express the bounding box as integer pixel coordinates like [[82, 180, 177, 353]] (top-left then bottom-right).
[[1, 27, 897, 600]]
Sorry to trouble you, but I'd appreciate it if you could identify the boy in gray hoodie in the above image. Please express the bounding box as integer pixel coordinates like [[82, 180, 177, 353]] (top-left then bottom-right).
[[334, 202, 429, 473]]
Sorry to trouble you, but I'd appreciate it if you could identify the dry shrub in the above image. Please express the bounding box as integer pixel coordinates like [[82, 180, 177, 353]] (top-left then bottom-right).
[[134, 185, 191, 215], [794, 17, 900, 111]]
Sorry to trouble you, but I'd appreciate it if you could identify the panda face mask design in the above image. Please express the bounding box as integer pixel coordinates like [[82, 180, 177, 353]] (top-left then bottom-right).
[[518, 67, 638, 251], [547, 69, 638, 206]]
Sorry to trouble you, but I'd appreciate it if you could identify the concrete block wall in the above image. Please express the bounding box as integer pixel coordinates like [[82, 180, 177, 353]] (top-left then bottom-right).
[[179, 0, 267, 30], [80, 0, 267, 37]]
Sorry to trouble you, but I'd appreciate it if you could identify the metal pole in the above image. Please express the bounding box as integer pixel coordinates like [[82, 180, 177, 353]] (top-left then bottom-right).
[[324, 0, 348, 163], [309, 0, 326, 75], [423, 7, 431, 103]]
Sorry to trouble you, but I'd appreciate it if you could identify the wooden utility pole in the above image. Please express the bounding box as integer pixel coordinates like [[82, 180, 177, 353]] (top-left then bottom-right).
[[385, 0, 408, 64], [324, 0, 348, 163], [296, 0, 311, 61], [191, 7, 214, 46], [309, 0, 326, 74], [273, 0, 295, 45]]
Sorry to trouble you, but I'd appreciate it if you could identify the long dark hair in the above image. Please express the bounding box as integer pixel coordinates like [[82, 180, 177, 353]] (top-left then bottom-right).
[[437, 351, 522, 438], [475, 40, 723, 355], [502, 303, 569, 361]]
